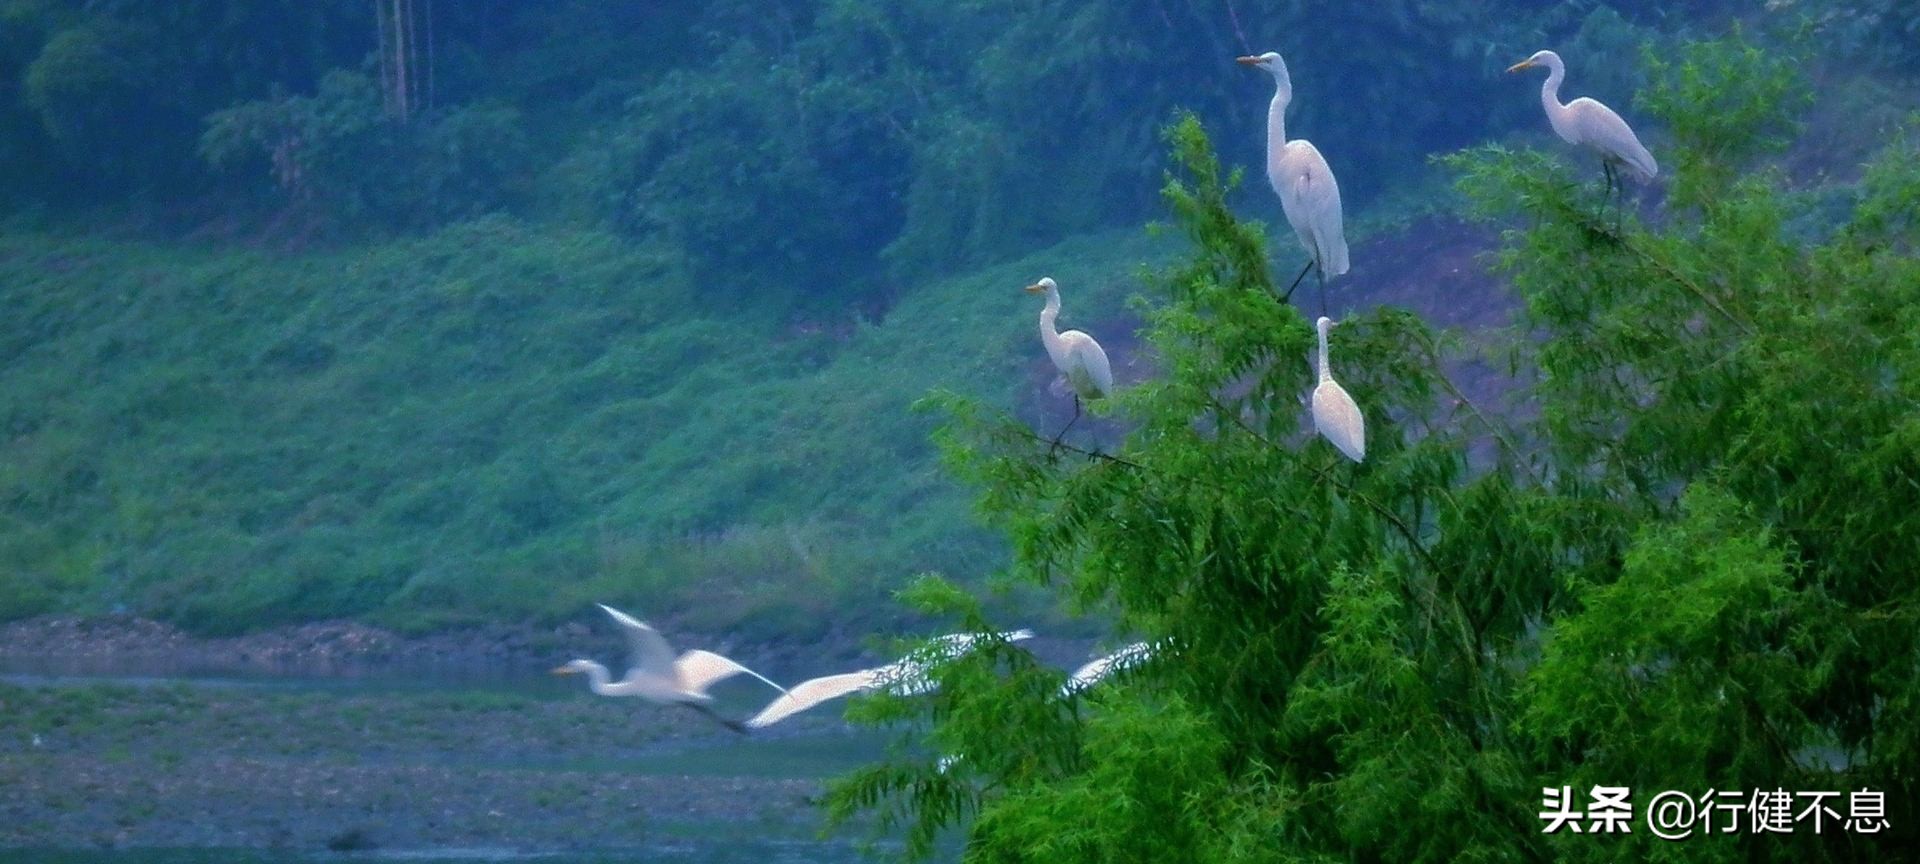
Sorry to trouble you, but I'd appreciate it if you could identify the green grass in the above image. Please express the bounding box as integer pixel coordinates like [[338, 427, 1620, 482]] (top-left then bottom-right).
[[0, 216, 1169, 636]]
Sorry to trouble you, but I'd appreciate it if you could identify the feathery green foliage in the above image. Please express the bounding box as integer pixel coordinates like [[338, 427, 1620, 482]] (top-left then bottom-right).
[[828, 33, 1920, 861]]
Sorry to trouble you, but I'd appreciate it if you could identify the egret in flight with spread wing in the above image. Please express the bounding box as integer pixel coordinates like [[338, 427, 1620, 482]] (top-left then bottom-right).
[[553, 603, 786, 734], [1238, 51, 1348, 315], [1311, 316, 1365, 463], [1026, 277, 1113, 445], [746, 629, 1034, 729], [1507, 49, 1657, 200]]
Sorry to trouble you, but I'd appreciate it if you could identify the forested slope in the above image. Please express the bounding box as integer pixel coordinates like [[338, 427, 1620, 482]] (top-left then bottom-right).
[[0, 221, 1160, 635]]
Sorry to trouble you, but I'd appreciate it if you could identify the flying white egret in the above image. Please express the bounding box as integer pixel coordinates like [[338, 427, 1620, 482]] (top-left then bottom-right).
[[745, 629, 1035, 729], [1311, 316, 1365, 463], [1506, 49, 1657, 200], [1237, 51, 1349, 315], [552, 603, 786, 734], [1026, 277, 1113, 444]]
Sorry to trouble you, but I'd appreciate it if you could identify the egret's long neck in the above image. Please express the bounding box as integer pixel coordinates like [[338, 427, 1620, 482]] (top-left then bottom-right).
[[1316, 322, 1333, 384], [1266, 76, 1292, 146], [1538, 56, 1566, 114], [579, 662, 615, 695], [1038, 289, 1067, 366]]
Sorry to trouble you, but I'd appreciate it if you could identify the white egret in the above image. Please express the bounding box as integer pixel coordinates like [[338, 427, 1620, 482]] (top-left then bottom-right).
[[552, 603, 786, 734], [1026, 277, 1113, 444], [1506, 49, 1657, 200], [1237, 51, 1349, 314], [1311, 316, 1365, 463], [745, 629, 1035, 729]]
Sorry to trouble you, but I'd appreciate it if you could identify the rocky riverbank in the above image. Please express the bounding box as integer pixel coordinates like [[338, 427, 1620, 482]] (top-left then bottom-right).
[[0, 614, 575, 673]]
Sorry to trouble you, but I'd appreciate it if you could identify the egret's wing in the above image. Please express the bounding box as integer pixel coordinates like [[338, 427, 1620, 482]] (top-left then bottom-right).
[[1064, 656, 1118, 694], [1064, 641, 1154, 694], [930, 629, 1035, 655], [675, 649, 787, 696], [1312, 380, 1366, 462], [1568, 97, 1657, 180], [1113, 640, 1154, 664], [744, 669, 882, 728], [597, 603, 675, 679], [1062, 332, 1114, 399], [876, 629, 1034, 697], [1277, 140, 1349, 276], [877, 658, 939, 696]]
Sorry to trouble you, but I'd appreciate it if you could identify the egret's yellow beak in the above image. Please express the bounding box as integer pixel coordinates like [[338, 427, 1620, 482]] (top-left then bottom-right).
[[1024, 283, 1046, 293], [1506, 59, 1534, 74], [551, 665, 578, 675], [1235, 56, 1261, 67]]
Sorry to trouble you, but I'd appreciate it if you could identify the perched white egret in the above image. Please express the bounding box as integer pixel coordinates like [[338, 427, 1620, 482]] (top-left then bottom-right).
[[552, 603, 786, 734], [1026, 277, 1113, 443], [1507, 49, 1657, 198], [746, 629, 1035, 729], [1061, 641, 1154, 696], [1311, 316, 1365, 463], [1237, 51, 1349, 314]]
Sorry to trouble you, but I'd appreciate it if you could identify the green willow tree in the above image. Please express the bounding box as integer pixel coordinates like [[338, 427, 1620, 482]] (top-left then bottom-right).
[[826, 34, 1919, 862]]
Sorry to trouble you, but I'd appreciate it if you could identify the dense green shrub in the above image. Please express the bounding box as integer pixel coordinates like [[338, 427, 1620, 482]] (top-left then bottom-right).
[[602, 42, 911, 298], [201, 72, 532, 233], [6, 0, 371, 201]]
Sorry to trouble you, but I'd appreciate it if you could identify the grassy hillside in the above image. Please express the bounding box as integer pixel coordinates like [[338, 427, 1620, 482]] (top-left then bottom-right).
[[0, 218, 1170, 637]]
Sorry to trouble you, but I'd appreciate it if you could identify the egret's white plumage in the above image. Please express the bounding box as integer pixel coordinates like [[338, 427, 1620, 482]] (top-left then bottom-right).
[[1238, 51, 1349, 288], [745, 629, 1034, 729], [1026, 277, 1112, 402], [743, 669, 889, 729], [552, 603, 785, 732], [1507, 50, 1657, 185], [1311, 316, 1365, 463]]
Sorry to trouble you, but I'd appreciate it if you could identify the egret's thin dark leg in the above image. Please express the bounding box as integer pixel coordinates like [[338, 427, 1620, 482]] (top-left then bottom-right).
[[682, 701, 746, 735], [1317, 266, 1329, 319], [1280, 261, 1313, 302], [1608, 162, 1627, 232], [1050, 396, 1083, 452]]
